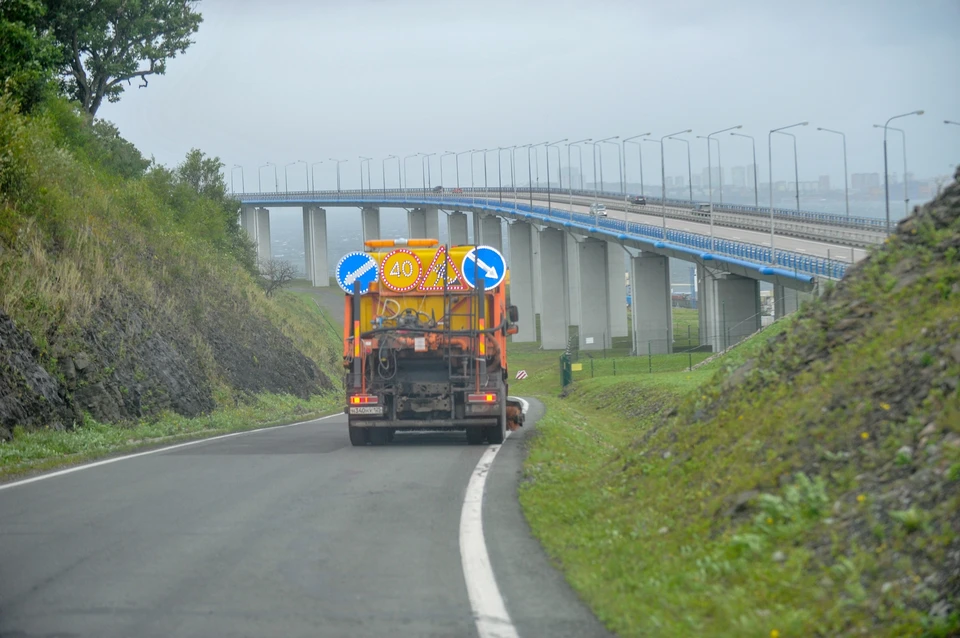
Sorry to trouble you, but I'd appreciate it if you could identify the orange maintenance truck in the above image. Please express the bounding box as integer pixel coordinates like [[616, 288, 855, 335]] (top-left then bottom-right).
[[339, 239, 523, 446]]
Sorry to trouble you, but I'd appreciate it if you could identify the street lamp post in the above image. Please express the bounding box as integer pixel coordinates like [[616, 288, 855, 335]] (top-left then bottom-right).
[[668, 135, 693, 203], [440, 151, 456, 196], [359, 156, 372, 198], [329, 158, 348, 194], [514, 145, 530, 211], [284, 161, 305, 193], [656, 129, 692, 237], [874, 124, 912, 219], [566, 139, 591, 215], [591, 136, 619, 197], [421, 152, 436, 193], [704, 125, 742, 250], [259, 162, 277, 193], [775, 131, 801, 212], [768, 121, 808, 261], [623, 133, 650, 198], [455, 149, 474, 193], [601, 138, 623, 201], [816, 128, 849, 217], [545, 139, 567, 216], [880, 110, 923, 231], [497, 147, 516, 204], [231, 164, 244, 194], [403, 153, 418, 192], [527, 143, 547, 210], [730, 132, 758, 208], [311, 161, 324, 191], [381, 155, 396, 191]]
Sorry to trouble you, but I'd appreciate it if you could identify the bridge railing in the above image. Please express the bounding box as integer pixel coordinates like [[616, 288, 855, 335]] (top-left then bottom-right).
[[236, 190, 850, 280]]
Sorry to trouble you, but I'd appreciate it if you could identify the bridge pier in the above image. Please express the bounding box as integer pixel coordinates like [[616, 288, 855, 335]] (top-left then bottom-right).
[[361, 207, 380, 242], [607, 243, 628, 339], [538, 227, 571, 349], [407, 207, 439, 239], [507, 222, 536, 343], [630, 252, 673, 354], [447, 211, 468, 246], [774, 284, 813, 319], [577, 238, 612, 350], [240, 206, 272, 266], [698, 266, 761, 352], [302, 207, 329, 287], [565, 233, 582, 335], [531, 229, 543, 320], [480, 215, 502, 251]]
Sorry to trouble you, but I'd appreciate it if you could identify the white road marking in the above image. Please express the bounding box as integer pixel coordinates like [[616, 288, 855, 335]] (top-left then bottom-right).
[[459, 400, 526, 638], [0, 414, 340, 491]]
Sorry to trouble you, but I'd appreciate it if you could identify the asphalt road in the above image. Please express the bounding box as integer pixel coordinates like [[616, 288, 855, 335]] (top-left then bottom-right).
[[0, 401, 611, 638]]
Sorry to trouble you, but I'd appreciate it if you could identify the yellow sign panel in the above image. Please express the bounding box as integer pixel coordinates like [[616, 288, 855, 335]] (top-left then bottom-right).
[[419, 246, 468, 291], [380, 249, 423, 292], [571, 363, 583, 371]]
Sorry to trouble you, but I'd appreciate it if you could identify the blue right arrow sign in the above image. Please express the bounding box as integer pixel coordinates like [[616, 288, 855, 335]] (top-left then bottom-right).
[[461, 246, 506, 290]]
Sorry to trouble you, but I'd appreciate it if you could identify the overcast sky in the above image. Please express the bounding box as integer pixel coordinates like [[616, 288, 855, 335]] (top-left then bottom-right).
[[101, 0, 959, 193]]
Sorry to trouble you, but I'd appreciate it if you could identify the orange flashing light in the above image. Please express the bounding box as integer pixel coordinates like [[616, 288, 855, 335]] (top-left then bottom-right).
[[364, 238, 439, 249]]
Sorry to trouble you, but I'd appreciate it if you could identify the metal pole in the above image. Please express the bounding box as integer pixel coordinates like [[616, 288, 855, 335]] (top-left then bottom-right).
[[817, 128, 849, 217], [768, 122, 808, 259], [312, 161, 324, 192], [669, 136, 692, 203], [567, 140, 594, 215], [731, 132, 757, 208], [879, 110, 923, 231]]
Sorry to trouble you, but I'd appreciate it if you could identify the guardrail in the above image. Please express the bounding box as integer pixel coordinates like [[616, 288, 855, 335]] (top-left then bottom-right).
[[236, 191, 849, 281]]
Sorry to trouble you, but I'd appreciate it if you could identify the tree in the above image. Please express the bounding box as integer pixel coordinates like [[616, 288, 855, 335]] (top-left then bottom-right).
[[43, 0, 202, 116], [0, 0, 59, 112], [259, 260, 297, 297], [176, 147, 226, 200]]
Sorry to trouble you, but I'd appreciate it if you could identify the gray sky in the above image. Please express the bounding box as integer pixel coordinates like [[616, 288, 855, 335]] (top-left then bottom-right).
[[102, 0, 960, 193]]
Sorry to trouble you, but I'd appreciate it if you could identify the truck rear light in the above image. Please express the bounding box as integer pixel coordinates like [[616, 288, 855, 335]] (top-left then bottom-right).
[[467, 393, 497, 404], [349, 395, 379, 405]]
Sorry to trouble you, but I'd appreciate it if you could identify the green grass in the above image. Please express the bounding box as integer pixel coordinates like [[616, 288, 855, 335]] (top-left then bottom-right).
[[0, 392, 342, 478]]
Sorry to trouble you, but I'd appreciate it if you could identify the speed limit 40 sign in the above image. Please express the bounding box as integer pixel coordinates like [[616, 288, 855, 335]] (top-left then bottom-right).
[[379, 249, 423, 292]]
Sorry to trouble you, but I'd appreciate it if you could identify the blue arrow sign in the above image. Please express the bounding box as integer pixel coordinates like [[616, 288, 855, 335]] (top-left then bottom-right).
[[461, 246, 506, 290], [335, 251, 379, 294]]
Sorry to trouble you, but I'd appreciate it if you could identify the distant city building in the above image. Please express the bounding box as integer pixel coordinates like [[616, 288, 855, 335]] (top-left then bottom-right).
[[818, 175, 830, 193], [675, 175, 685, 188], [700, 166, 724, 186], [851, 173, 881, 191], [732, 166, 746, 188], [691, 175, 702, 188], [665, 176, 674, 187]]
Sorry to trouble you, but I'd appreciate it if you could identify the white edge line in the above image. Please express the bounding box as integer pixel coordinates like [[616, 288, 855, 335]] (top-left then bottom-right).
[[459, 399, 526, 638], [0, 413, 341, 492]]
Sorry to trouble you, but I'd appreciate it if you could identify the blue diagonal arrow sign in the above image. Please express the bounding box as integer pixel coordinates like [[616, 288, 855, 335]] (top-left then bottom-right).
[[335, 252, 379, 294], [461, 246, 506, 290]]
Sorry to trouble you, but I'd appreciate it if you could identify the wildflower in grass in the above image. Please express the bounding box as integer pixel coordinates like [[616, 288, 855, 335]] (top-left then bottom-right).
[[766, 517, 774, 524], [771, 630, 780, 638], [857, 494, 866, 503], [861, 431, 869, 440], [880, 402, 891, 411]]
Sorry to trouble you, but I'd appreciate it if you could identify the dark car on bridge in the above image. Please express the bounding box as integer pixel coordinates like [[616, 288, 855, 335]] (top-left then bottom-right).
[[629, 195, 646, 205], [433, 185, 443, 193]]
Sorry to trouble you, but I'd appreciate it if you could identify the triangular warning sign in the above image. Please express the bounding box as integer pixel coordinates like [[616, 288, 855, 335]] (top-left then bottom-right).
[[418, 247, 469, 291]]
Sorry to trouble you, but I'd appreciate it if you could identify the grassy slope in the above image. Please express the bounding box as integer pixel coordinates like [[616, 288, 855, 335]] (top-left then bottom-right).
[[0, 98, 345, 473], [516, 184, 959, 635]]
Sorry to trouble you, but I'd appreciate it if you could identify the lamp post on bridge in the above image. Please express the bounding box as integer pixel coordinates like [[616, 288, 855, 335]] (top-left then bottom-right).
[[359, 156, 372, 199], [545, 138, 568, 217], [600, 138, 623, 202], [527, 143, 547, 211], [590, 135, 619, 199], [440, 151, 456, 198], [284, 160, 306, 194], [775, 131, 801, 212], [697, 135, 725, 204], [381, 155, 397, 192], [730, 132, 758, 208], [623, 133, 650, 199], [311, 161, 324, 192], [259, 162, 277, 193], [329, 158, 348, 195], [515, 145, 531, 212], [874, 123, 913, 220], [402, 154, 418, 193], [454, 149, 474, 195], [879, 110, 922, 232], [705, 125, 742, 251], [768, 120, 808, 262], [421, 152, 436, 195], [231, 164, 244, 195], [657, 129, 692, 238], [816, 128, 849, 218], [641, 139, 662, 232], [566, 139, 591, 216], [667, 135, 693, 203], [497, 146, 516, 205]]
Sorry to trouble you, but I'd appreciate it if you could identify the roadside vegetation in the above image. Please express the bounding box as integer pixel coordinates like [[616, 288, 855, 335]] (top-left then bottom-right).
[[513, 178, 959, 636]]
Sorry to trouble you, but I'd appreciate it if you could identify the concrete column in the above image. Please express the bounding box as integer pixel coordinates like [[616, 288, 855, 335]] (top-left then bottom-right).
[[361, 207, 380, 242], [302, 207, 329, 287], [538, 227, 570, 350], [255, 207, 272, 263], [577, 238, 611, 350], [698, 266, 761, 352], [447, 211, 468, 245], [565, 233, 582, 333], [480, 215, 502, 251], [607, 242, 628, 338], [408, 207, 439, 239], [630, 252, 673, 354], [240, 206, 259, 245], [508, 222, 536, 343], [774, 284, 812, 319], [531, 229, 543, 318]]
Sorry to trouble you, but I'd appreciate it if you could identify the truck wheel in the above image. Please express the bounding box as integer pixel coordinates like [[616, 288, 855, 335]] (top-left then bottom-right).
[[465, 427, 486, 445], [348, 426, 368, 446], [369, 428, 391, 446], [486, 398, 507, 445]]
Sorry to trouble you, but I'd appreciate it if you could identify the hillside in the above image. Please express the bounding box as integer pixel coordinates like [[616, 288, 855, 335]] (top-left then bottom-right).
[[520, 170, 960, 636], [0, 97, 342, 444]]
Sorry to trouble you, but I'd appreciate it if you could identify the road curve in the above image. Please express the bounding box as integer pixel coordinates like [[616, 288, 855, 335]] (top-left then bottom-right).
[[0, 403, 611, 638]]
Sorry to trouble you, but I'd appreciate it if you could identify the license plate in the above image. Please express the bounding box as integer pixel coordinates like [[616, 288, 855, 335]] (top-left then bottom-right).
[[349, 406, 384, 415]]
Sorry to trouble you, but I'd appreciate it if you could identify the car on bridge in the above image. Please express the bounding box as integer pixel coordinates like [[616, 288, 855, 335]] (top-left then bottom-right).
[[433, 185, 443, 193], [629, 195, 646, 205], [693, 203, 711, 218], [590, 202, 607, 216]]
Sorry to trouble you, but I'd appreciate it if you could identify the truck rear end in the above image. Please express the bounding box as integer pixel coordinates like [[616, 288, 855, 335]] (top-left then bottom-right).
[[340, 239, 522, 446]]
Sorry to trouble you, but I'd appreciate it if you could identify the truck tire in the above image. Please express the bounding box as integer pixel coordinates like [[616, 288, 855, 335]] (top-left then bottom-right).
[[465, 427, 486, 445], [485, 393, 507, 445], [348, 425, 368, 446]]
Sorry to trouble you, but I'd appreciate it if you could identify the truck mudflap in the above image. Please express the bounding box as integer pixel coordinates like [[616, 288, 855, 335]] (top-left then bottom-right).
[[506, 398, 525, 431]]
